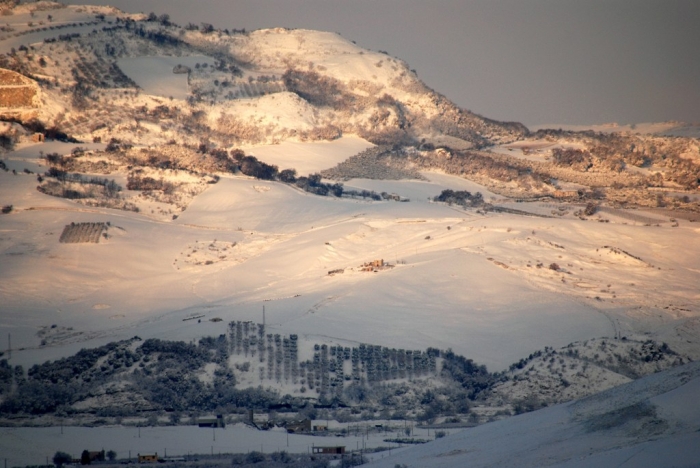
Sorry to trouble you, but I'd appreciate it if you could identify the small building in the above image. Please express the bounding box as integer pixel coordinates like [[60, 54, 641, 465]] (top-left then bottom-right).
[[286, 419, 311, 433], [361, 259, 385, 272], [198, 414, 225, 428], [138, 453, 158, 463], [312, 424, 328, 432], [312, 446, 345, 455]]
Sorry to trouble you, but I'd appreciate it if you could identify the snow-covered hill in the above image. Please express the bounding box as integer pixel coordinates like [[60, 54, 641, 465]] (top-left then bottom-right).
[[0, 3, 526, 148], [367, 360, 700, 467]]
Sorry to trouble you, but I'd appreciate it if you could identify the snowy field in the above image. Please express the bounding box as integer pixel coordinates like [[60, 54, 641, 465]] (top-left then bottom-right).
[[242, 136, 374, 175], [118, 56, 215, 100]]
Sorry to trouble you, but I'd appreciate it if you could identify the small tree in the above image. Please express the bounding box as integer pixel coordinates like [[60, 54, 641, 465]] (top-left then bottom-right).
[[279, 168, 297, 183], [584, 202, 597, 216], [106, 450, 117, 461], [53, 451, 72, 467], [80, 450, 90, 465]]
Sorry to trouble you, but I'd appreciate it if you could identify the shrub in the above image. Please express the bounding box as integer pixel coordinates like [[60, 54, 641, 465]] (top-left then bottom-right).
[[53, 451, 72, 467], [245, 451, 265, 463]]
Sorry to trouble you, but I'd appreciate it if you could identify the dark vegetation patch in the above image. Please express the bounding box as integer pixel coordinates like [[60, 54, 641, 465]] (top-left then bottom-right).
[[0, 325, 493, 422]]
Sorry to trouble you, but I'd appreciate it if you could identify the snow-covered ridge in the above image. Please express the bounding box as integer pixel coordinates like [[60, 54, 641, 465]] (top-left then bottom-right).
[[0, 4, 525, 148]]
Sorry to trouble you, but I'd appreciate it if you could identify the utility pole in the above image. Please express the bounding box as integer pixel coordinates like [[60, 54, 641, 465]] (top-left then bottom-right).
[[262, 305, 265, 329], [7, 333, 10, 360]]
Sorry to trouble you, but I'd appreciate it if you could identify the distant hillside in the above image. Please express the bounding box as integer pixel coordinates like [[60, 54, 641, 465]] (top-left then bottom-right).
[[0, 2, 698, 216], [0, 3, 525, 149], [0, 324, 688, 429]]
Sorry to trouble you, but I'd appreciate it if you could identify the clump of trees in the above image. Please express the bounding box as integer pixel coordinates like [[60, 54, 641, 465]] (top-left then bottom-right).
[[431, 348, 492, 399], [282, 69, 352, 111], [228, 151, 350, 198], [551, 148, 593, 172], [293, 173, 344, 197], [232, 151, 279, 180], [433, 189, 484, 208]]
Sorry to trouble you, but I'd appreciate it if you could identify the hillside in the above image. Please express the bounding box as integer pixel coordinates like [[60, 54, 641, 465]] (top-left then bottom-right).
[[0, 2, 698, 213], [0, 2, 700, 466], [367, 360, 700, 467], [0, 2, 525, 150]]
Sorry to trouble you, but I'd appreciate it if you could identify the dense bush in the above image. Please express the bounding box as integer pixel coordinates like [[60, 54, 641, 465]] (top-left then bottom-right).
[[433, 189, 484, 207], [438, 349, 492, 399], [237, 155, 279, 180], [294, 173, 344, 197]]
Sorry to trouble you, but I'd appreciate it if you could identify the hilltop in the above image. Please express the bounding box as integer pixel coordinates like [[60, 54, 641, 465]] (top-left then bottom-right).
[[0, 1, 525, 150]]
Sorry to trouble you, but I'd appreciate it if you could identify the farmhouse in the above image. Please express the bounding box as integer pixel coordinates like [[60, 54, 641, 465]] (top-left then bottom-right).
[[137, 453, 158, 463]]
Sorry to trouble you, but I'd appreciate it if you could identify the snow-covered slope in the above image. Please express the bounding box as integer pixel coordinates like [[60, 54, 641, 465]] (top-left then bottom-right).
[[2, 140, 699, 375], [367, 360, 700, 468]]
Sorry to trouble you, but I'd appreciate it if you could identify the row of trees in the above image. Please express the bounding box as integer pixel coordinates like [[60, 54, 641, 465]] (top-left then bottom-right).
[[53, 449, 116, 467], [228, 151, 349, 197]]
